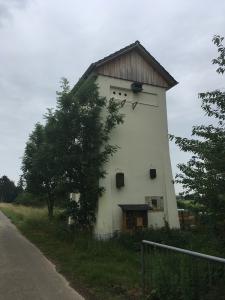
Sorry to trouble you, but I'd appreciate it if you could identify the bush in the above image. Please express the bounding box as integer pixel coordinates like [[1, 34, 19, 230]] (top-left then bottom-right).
[[14, 192, 45, 207]]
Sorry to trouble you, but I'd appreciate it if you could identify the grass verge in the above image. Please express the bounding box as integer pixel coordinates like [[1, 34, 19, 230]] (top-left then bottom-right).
[[0, 204, 141, 300], [0, 204, 225, 300]]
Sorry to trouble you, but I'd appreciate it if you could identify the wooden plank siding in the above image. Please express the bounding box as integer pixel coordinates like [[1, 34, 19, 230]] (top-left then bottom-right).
[[96, 50, 169, 88]]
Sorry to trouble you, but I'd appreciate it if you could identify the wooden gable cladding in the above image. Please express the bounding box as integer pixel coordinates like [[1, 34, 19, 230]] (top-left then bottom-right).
[[96, 50, 169, 88]]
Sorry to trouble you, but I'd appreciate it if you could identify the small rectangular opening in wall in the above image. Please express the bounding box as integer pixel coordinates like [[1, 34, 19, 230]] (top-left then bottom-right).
[[116, 172, 124, 188], [110, 86, 158, 108], [151, 199, 158, 209], [110, 87, 130, 101], [145, 196, 164, 211]]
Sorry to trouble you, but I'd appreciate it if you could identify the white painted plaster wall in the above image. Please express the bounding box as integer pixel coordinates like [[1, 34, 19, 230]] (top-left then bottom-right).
[[94, 75, 180, 237]]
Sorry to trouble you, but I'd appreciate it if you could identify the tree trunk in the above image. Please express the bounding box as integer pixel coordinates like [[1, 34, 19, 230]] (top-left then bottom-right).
[[47, 193, 54, 219]]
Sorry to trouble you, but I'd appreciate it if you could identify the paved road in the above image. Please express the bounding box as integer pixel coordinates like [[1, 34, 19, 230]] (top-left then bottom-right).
[[0, 211, 84, 300]]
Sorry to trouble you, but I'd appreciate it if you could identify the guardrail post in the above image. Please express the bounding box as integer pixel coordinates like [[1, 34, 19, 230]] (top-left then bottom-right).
[[141, 242, 145, 297]]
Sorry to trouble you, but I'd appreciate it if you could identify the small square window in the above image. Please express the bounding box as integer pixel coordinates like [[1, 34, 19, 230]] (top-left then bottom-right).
[[151, 199, 158, 209]]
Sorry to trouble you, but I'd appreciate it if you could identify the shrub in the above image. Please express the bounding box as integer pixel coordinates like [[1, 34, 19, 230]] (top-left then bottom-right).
[[14, 192, 45, 207]]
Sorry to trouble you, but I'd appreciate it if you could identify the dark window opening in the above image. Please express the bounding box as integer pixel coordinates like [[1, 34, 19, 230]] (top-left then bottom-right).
[[151, 199, 158, 209]]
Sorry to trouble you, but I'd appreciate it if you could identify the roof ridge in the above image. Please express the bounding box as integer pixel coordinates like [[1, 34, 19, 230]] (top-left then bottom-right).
[[93, 40, 140, 66]]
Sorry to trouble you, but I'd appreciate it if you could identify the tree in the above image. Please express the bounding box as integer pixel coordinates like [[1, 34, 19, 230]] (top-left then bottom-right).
[[0, 175, 18, 202], [46, 76, 124, 228], [22, 123, 63, 217], [171, 35, 225, 229], [22, 76, 124, 223], [16, 176, 24, 195]]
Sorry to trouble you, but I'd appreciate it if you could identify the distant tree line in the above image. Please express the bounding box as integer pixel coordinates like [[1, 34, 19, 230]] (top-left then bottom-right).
[[0, 175, 22, 203]]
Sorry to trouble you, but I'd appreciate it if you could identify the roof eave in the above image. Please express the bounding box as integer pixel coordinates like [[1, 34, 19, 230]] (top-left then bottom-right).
[[77, 41, 178, 90], [135, 43, 178, 89]]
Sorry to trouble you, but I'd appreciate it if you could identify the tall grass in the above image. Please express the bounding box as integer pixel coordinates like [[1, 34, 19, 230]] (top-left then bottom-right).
[[142, 245, 225, 300], [0, 204, 225, 300], [0, 204, 141, 299]]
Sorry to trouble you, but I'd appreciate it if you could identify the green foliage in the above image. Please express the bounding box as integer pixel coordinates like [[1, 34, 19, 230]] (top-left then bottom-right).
[[0, 205, 140, 300], [14, 192, 45, 207], [143, 249, 225, 300], [22, 76, 124, 223], [177, 198, 204, 211], [170, 35, 225, 231], [22, 122, 64, 217], [212, 35, 225, 74], [0, 175, 19, 202], [1, 204, 225, 300], [53, 76, 124, 228]]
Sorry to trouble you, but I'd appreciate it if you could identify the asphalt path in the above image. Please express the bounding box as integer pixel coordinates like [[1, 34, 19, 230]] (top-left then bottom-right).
[[0, 211, 84, 300]]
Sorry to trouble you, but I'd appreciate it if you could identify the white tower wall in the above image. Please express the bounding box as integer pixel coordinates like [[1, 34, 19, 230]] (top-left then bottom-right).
[[94, 75, 180, 237]]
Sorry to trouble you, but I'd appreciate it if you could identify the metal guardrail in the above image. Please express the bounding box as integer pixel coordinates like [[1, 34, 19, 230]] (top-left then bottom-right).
[[141, 240, 225, 300]]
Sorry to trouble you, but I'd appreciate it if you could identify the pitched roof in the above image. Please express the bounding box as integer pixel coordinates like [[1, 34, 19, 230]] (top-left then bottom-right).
[[81, 41, 178, 89]]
